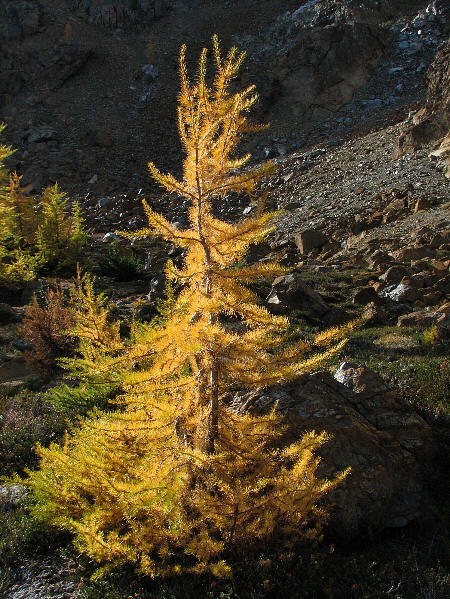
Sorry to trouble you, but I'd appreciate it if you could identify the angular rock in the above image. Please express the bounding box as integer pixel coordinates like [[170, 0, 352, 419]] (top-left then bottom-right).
[[266, 273, 329, 316], [397, 311, 441, 329], [367, 250, 393, 271], [295, 228, 328, 255], [380, 265, 410, 284], [402, 274, 426, 289], [352, 286, 380, 305], [382, 283, 423, 304], [414, 197, 432, 212], [322, 306, 350, 326], [102, 231, 120, 243], [423, 290, 443, 306], [393, 246, 435, 262], [272, 23, 384, 117], [436, 301, 450, 314], [70, 0, 165, 28], [26, 126, 56, 144], [362, 301, 386, 326], [430, 232, 448, 249], [436, 312, 450, 341], [434, 274, 450, 295], [42, 43, 93, 91], [226, 366, 435, 538]]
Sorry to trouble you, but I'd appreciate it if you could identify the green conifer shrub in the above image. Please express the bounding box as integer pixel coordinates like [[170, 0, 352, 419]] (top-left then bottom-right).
[[36, 185, 88, 272], [0, 125, 88, 285], [0, 125, 37, 287], [43, 273, 123, 414]]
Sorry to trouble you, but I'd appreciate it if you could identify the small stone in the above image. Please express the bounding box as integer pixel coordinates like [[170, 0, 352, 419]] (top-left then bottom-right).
[[27, 126, 55, 144], [95, 128, 113, 147], [97, 197, 109, 209], [142, 63, 158, 82], [430, 260, 447, 272], [12, 339, 30, 351], [334, 362, 387, 394], [386, 197, 406, 213], [372, 281, 386, 293], [102, 232, 120, 243], [0, 484, 27, 511]]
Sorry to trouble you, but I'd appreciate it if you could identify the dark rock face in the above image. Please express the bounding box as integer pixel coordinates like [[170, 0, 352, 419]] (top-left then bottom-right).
[[39, 43, 94, 91], [395, 38, 450, 156], [265, 22, 385, 117], [226, 364, 436, 538], [0, 0, 40, 43], [69, 0, 165, 28]]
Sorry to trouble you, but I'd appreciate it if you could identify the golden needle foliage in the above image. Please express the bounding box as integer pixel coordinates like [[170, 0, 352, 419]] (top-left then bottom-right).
[[29, 37, 351, 578]]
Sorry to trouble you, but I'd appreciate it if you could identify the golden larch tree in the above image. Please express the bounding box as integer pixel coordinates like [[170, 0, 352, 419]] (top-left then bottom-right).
[[29, 37, 353, 578]]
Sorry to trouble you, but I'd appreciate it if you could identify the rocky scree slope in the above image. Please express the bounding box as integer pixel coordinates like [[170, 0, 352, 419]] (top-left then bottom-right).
[[0, 0, 448, 199]]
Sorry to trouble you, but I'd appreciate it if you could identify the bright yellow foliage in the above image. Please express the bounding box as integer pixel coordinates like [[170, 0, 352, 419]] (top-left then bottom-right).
[[29, 38, 351, 578]]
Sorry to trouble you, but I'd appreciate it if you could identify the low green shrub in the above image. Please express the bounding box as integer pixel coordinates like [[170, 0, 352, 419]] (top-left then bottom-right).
[[45, 382, 120, 416], [96, 242, 143, 281], [0, 499, 63, 567], [370, 356, 449, 418], [0, 389, 66, 477]]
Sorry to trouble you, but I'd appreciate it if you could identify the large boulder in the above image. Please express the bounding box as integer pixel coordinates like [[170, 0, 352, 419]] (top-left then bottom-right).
[[226, 363, 435, 538], [266, 273, 330, 316]]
